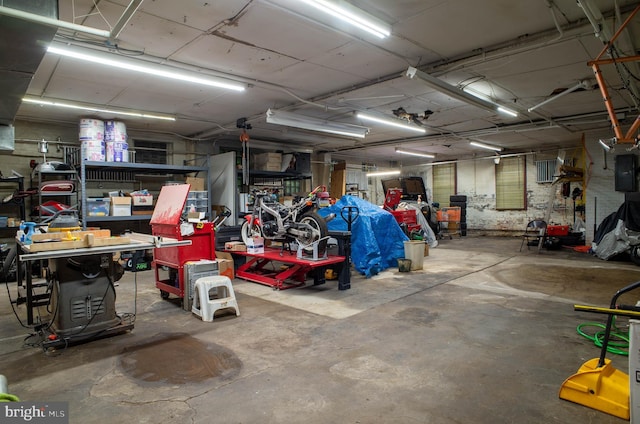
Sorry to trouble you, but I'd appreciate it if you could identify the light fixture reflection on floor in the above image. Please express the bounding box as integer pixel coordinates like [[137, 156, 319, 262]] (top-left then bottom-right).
[[365, 170, 401, 177], [357, 113, 426, 133], [47, 43, 246, 92], [470, 141, 503, 152], [22, 96, 176, 121], [266, 109, 369, 138], [300, 0, 391, 38], [395, 148, 435, 158]]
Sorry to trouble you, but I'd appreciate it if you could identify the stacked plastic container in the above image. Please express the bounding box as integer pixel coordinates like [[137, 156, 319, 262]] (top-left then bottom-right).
[[104, 120, 129, 162], [79, 119, 105, 161]]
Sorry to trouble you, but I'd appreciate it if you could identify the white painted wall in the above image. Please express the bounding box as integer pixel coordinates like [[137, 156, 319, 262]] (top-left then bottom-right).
[[583, 132, 628, 242]]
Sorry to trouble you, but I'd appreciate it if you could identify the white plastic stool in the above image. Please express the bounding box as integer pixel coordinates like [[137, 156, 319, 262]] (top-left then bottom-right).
[[191, 275, 240, 322]]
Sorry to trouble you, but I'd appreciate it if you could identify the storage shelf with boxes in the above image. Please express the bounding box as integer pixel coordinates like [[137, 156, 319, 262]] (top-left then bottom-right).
[[110, 196, 132, 217]]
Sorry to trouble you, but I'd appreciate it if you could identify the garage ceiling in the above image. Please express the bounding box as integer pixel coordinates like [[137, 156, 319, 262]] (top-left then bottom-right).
[[7, 0, 640, 167]]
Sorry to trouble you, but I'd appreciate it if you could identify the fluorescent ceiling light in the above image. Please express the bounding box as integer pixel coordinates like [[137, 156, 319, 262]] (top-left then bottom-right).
[[357, 113, 426, 133], [496, 106, 518, 118], [301, 0, 391, 38], [464, 88, 519, 118], [0, 6, 111, 37], [22, 96, 176, 121], [47, 44, 245, 92], [366, 170, 401, 177], [406, 67, 519, 118], [470, 141, 503, 152], [395, 148, 435, 158], [266, 109, 369, 138]]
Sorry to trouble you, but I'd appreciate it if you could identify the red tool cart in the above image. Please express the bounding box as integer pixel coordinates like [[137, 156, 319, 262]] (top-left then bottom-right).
[[384, 188, 421, 234], [150, 184, 215, 310]]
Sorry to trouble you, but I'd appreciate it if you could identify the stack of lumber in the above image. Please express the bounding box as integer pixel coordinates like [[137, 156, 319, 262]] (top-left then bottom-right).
[[23, 230, 131, 253]]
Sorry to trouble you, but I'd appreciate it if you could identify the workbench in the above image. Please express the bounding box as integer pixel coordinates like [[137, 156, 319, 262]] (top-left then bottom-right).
[[234, 247, 346, 290], [18, 233, 191, 331]]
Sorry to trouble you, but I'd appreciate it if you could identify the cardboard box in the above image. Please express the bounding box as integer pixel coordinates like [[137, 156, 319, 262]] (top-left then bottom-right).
[[215, 251, 235, 280], [110, 196, 132, 216], [187, 212, 206, 223], [246, 236, 264, 254], [185, 177, 205, 191], [225, 241, 246, 252], [257, 163, 281, 172], [132, 208, 153, 215], [254, 152, 282, 171], [128, 194, 153, 206], [255, 152, 281, 163]]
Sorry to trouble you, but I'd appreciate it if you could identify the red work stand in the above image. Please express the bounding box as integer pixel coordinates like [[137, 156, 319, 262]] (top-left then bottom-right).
[[234, 248, 345, 290]]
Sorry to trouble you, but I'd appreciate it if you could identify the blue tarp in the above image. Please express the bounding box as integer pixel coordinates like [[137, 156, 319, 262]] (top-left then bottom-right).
[[317, 196, 408, 277]]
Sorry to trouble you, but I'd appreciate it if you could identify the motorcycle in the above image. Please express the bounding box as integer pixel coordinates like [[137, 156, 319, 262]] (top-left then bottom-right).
[[241, 186, 333, 255]]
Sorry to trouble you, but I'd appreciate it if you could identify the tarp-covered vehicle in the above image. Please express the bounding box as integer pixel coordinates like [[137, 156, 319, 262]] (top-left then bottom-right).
[[592, 195, 640, 264], [317, 196, 408, 278]]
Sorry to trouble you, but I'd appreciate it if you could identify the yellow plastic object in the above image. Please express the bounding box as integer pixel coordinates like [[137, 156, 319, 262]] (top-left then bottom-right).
[[324, 269, 337, 280], [559, 357, 629, 419], [47, 226, 81, 233]]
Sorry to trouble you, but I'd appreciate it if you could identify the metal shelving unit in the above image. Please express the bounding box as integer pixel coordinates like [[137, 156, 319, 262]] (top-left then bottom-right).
[[66, 148, 210, 229], [32, 169, 79, 222]]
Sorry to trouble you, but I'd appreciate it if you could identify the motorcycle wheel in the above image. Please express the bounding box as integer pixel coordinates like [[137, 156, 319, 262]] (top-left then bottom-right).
[[241, 220, 263, 245], [297, 211, 329, 255], [630, 245, 640, 266]]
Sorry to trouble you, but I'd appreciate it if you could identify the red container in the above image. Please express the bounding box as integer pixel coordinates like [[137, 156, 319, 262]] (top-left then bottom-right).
[[391, 209, 417, 225], [152, 223, 215, 266], [547, 225, 569, 236]]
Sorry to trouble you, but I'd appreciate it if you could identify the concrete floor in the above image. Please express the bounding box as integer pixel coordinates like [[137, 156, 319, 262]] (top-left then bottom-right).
[[2, 236, 640, 423]]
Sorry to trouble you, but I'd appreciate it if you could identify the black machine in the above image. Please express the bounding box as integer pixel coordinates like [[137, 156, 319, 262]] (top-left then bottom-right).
[[47, 253, 129, 345]]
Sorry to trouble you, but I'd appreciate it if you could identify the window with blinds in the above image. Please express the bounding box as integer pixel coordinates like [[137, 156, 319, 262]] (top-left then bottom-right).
[[496, 156, 526, 210], [432, 163, 456, 207], [535, 159, 556, 183]]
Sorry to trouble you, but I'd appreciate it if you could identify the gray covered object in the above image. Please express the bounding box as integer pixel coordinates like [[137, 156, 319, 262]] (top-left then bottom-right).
[[592, 219, 640, 260]]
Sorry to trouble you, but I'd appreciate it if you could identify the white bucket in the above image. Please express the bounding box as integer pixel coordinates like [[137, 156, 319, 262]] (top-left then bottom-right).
[[79, 119, 104, 141], [106, 141, 129, 162], [104, 120, 127, 142], [403, 240, 425, 271], [82, 139, 105, 161]]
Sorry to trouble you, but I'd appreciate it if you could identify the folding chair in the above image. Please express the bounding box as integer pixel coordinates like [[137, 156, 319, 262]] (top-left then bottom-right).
[[520, 220, 547, 252]]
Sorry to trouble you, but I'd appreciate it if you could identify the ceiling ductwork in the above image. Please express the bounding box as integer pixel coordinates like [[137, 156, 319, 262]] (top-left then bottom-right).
[[0, 0, 58, 149]]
